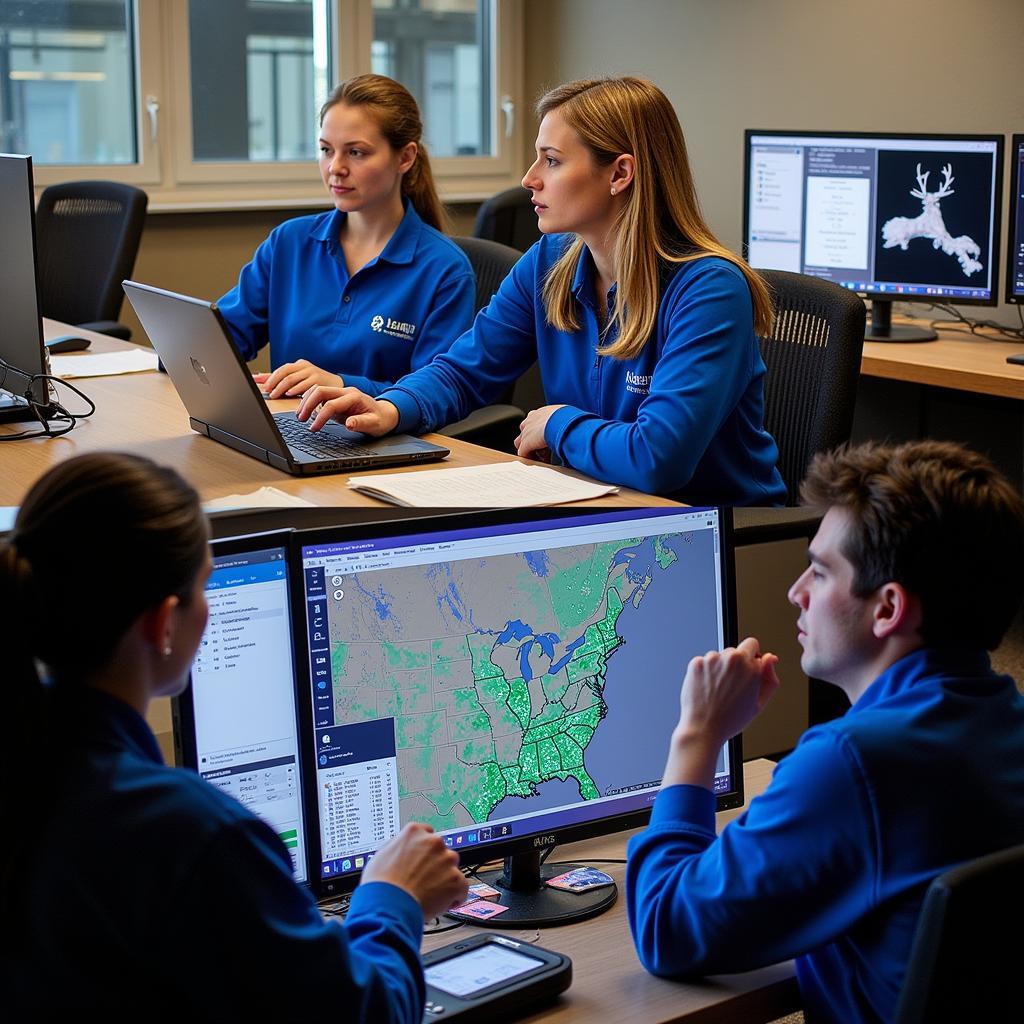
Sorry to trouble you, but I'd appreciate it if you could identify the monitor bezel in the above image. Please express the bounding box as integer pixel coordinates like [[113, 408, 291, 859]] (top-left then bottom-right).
[[172, 528, 312, 884], [743, 129, 1005, 309], [1005, 134, 1023, 306], [290, 506, 741, 899], [0, 152, 49, 409]]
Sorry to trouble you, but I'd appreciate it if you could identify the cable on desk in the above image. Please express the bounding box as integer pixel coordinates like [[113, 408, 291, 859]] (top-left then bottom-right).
[[922, 302, 1024, 342], [0, 358, 96, 441]]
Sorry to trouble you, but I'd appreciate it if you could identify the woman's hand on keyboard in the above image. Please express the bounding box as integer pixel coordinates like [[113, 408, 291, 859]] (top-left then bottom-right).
[[254, 360, 343, 398], [296, 385, 400, 435]]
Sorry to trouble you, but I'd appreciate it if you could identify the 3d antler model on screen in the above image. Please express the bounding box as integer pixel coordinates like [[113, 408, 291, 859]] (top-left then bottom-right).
[[881, 163, 982, 277]]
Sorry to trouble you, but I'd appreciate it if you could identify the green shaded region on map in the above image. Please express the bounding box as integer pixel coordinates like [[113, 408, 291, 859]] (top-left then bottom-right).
[[328, 533, 683, 832]]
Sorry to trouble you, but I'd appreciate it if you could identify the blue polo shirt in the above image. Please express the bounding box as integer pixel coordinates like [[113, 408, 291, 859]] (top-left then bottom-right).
[[380, 234, 785, 504], [218, 202, 475, 396], [626, 647, 1024, 1023]]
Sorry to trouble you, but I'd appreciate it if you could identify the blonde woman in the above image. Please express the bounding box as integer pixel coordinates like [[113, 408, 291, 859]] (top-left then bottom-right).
[[219, 74, 474, 399], [297, 77, 785, 505]]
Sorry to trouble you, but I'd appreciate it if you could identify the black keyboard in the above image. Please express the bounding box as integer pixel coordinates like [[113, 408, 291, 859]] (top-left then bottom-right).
[[274, 414, 377, 459]]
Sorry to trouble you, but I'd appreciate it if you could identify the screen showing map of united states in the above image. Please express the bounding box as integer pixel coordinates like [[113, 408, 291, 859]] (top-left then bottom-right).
[[315, 517, 726, 840]]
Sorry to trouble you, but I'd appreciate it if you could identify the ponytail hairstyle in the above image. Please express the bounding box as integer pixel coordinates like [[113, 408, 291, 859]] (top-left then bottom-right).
[[320, 73, 448, 233], [537, 77, 774, 360], [0, 453, 207, 909]]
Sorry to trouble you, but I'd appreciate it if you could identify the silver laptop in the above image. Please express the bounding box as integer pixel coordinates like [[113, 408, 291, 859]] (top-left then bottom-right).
[[122, 280, 449, 476]]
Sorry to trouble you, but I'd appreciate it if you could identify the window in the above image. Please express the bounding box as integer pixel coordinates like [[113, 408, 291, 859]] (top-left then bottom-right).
[[0, 0, 523, 209]]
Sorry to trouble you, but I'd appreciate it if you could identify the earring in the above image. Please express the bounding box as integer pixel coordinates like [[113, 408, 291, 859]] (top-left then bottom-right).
[[610, 187, 617, 195], [161, 645, 172, 658]]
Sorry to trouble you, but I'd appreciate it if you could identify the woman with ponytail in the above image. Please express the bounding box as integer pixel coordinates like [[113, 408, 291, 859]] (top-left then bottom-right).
[[219, 74, 474, 399], [0, 453, 467, 1017], [296, 77, 786, 505]]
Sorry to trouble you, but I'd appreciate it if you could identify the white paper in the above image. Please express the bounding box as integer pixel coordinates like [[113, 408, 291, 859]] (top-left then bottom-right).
[[202, 486, 318, 512], [347, 461, 619, 507], [49, 349, 160, 378]]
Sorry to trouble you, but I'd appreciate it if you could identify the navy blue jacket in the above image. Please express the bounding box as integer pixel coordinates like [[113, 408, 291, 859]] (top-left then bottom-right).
[[4, 687, 426, 1021], [219, 202, 475, 396], [381, 236, 785, 504], [626, 648, 1024, 1023]]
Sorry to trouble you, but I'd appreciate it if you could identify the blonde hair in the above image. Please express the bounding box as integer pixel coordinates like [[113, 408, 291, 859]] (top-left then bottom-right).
[[320, 74, 448, 233], [537, 77, 773, 359]]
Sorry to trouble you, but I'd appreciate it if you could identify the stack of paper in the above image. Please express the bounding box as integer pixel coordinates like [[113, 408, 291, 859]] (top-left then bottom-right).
[[50, 349, 160, 378], [347, 461, 619, 507]]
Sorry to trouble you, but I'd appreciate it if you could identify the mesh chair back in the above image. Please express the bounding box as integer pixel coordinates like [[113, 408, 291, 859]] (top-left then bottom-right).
[[452, 235, 522, 316], [759, 270, 866, 505], [894, 842, 1024, 1024], [473, 187, 541, 252], [36, 181, 148, 326]]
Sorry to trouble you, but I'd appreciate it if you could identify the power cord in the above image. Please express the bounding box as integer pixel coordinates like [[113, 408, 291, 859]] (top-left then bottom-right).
[[0, 358, 96, 440], [921, 302, 1024, 342]]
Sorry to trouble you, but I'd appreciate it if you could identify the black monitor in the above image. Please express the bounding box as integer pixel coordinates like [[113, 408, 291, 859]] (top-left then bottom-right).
[[744, 131, 1003, 342], [296, 506, 740, 926], [1006, 134, 1024, 306], [173, 531, 310, 886], [0, 153, 49, 415]]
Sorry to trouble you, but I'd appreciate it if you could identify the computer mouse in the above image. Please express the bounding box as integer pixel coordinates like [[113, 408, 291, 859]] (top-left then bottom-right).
[[45, 334, 92, 354]]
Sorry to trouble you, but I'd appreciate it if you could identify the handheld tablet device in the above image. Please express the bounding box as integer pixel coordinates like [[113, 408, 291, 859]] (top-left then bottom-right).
[[422, 933, 572, 1021]]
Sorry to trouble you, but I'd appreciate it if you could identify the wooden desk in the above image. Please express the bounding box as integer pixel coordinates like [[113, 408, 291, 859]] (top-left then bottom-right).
[[421, 759, 799, 1024], [0, 322, 675, 509], [862, 328, 1024, 400]]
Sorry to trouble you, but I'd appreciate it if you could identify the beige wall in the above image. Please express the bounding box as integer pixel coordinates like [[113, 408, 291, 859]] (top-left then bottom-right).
[[523, 0, 1024, 320]]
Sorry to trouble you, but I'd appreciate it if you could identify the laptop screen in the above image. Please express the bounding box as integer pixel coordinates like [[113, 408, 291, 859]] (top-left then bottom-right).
[[177, 535, 308, 884]]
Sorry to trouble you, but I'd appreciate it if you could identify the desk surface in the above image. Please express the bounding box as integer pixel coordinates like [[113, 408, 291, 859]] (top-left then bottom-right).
[[420, 759, 799, 1024], [0, 323, 675, 509], [861, 326, 1024, 400]]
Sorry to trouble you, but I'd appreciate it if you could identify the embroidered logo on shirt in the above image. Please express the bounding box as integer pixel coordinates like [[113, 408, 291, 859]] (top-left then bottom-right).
[[625, 370, 651, 395], [370, 314, 417, 340]]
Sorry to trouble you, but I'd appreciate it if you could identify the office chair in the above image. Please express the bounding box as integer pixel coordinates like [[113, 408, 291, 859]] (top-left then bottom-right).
[[473, 187, 541, 253], [439, 236, 539, 452], [36, 180, 148, 340], [893, 841, 1024, 1024], [758, 269, 867, 506]]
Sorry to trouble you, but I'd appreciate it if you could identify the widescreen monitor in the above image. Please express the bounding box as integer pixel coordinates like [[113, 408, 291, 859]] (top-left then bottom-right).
[[1006, 134, 1024, 305], [173, 531, 309, 885], [0, 153, 49, 412], [744, 131, 1003, 342], [296, 506, 740, 926]]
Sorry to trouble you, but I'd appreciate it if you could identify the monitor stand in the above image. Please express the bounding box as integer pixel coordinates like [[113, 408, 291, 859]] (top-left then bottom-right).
[[865, 299, 937, 343], [459, 850, 617, 929]]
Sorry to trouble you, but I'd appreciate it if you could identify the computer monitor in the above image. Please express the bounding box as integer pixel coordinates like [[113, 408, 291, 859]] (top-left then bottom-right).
[[296, 506, 741, 926], [1005, 134, 1024, 306], [0, 153, 49, 414], [173, 531, 309, 885], [744, 131, 1003, 342]]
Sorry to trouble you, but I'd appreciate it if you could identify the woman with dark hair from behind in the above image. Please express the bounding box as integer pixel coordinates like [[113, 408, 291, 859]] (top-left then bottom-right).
[[0, 452, 467, 1019]]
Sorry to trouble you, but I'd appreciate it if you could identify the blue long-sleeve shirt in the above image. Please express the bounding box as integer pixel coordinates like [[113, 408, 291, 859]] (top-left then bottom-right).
[[380, 235, 785, 504], [626, 647, 1024, 1023], [4, 687, 426, 1021], [218, 202, 475, 396]]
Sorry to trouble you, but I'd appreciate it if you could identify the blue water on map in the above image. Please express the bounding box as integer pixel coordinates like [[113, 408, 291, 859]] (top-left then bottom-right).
[[523, 550, 550, 577], [586, 530, 724, 796], [489, 776, 586, 821]]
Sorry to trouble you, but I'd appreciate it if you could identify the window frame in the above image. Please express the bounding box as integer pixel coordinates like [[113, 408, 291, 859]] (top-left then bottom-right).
[[25, 0, 524, 210]]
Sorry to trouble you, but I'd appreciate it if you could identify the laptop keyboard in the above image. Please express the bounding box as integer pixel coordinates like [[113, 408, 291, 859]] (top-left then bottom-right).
[[274, 414, 378, 459]]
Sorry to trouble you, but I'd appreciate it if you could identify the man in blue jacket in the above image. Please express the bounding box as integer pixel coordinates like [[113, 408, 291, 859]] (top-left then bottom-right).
[[626, 440, 1024, 1023]]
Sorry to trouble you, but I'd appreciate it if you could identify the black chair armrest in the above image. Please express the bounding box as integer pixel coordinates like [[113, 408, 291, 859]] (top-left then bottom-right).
[[438, 404, 524, 442]]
